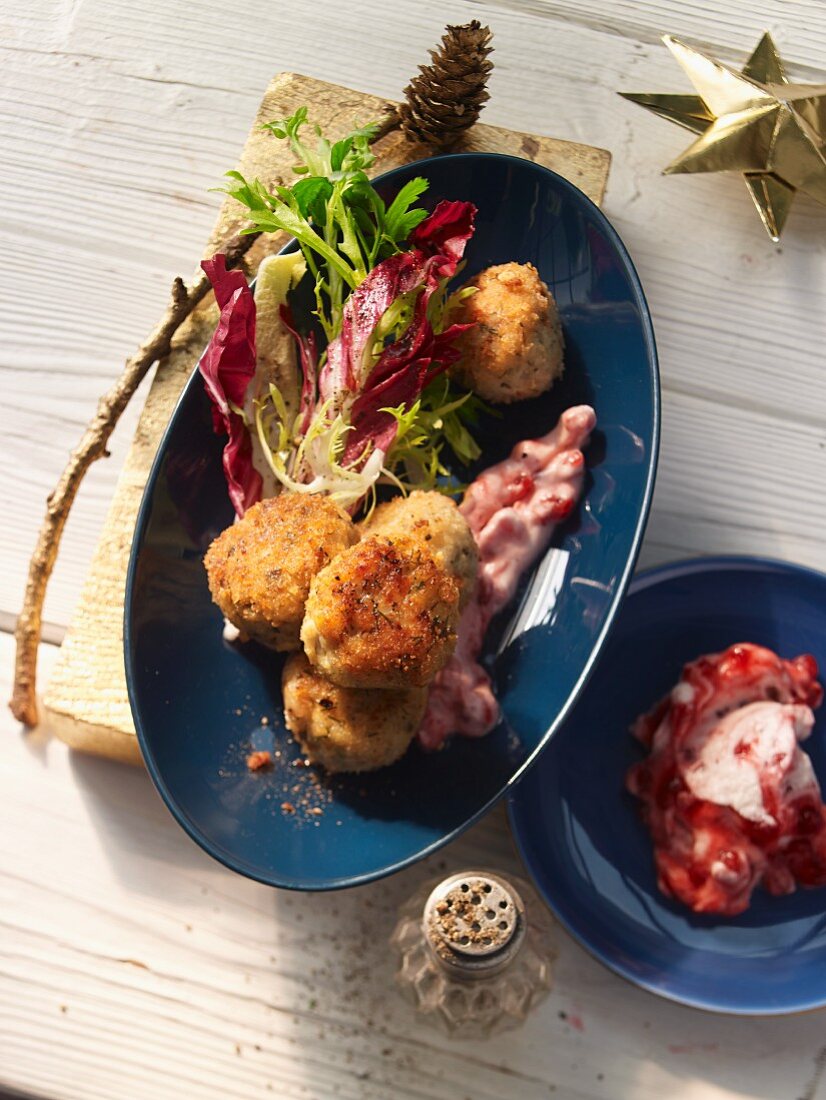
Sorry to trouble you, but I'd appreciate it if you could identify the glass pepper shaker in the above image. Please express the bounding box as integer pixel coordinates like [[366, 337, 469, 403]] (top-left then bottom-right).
[[390, 868, 557, 1038]]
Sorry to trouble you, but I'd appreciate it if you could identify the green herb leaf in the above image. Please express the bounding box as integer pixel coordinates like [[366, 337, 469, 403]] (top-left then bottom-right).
[[292, 176, 334, 224], [384, 177, 430, 242]]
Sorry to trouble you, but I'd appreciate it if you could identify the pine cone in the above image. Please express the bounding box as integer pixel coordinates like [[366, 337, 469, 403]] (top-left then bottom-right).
[[399, 21, 494, 147]]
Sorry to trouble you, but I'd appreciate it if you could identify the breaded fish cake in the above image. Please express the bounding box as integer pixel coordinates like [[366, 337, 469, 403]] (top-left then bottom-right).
[[453, 262, 564, 403], [204, 493, 357, 650], [301, 535, 460, 689], [282, 653, 426, 773], [360, 490, 478, 608]]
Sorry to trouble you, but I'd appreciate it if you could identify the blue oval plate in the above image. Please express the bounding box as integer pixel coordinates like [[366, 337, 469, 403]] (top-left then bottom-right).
[[508, 556, 826, 1014], [125, 153, 659, 890]]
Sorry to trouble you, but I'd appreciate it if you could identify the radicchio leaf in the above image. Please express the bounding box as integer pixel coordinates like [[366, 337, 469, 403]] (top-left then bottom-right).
[[199, 255, 261, 516], [319, 250, 424, 406], [336, 200, 476, 465], [409, 199, 477, 278], [279, 304, 319, 435], [320, 201, 476, 406], [343, 308, 470, 464]]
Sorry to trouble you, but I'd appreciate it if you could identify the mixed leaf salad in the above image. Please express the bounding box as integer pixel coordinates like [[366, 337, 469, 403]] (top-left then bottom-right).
[[200, 108, 488, 517]]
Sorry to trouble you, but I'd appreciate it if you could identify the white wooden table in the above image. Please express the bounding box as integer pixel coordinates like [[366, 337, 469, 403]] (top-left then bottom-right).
[[3, 3, 826, 1098]]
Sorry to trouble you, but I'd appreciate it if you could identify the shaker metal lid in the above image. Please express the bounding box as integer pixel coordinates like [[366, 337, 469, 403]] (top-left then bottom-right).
[[423, 870, 526, 976]]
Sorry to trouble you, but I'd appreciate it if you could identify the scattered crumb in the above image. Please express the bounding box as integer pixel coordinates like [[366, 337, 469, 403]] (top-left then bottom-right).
[[235, 1043, 242, 1056], [220, 732, 336, 823], [59, 1004, 68, 1014]]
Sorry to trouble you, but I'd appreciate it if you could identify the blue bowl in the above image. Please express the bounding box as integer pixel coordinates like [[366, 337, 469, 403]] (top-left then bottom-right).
[[125, 153, 659, 890], [508, 556, 826, 1014]]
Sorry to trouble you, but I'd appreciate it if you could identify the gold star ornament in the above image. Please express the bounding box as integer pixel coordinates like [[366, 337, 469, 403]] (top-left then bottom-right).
[[621, 33, 826, 239]]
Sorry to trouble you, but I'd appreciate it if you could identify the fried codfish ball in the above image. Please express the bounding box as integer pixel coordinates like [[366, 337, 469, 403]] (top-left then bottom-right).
[[301, 535, 461, 689], [282, 653, 427, 773], [453, 262, 564, 403], [360, 490, 478, 608], [204, 493, 357, 651]]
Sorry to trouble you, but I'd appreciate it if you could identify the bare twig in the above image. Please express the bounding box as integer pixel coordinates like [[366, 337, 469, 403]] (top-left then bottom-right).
[[9, 233, 259, 726], [373, 105, 401, 141]]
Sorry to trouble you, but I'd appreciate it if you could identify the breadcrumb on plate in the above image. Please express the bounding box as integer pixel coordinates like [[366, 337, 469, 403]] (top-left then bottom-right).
[[246, 750, 272, 771]]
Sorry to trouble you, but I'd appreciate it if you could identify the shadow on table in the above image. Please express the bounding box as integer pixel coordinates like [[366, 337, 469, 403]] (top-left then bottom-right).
[[62, 749, 826, 1100], [259, 845, 826, 1100]]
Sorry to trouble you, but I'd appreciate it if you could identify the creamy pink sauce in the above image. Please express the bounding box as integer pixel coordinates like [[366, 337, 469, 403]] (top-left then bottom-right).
[[418, 404, 596, 750], [626, 643, 826, 915]]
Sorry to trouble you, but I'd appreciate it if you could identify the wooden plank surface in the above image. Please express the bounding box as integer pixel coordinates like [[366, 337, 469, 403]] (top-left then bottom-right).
[[3, 3, 826, 1098], [4, 634, 826, 1100]]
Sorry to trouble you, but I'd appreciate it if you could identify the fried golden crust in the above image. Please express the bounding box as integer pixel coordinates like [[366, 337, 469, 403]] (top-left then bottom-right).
[[301, 535, 460, 688], [204, 493, 357, 651], [360, 490, 478, 609], [282, 652, 426, 772], [453, 262, 564, 403]]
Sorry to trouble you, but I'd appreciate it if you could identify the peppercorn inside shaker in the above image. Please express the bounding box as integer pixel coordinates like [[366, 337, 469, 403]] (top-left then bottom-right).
[[390, 869, 557, 1037]]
